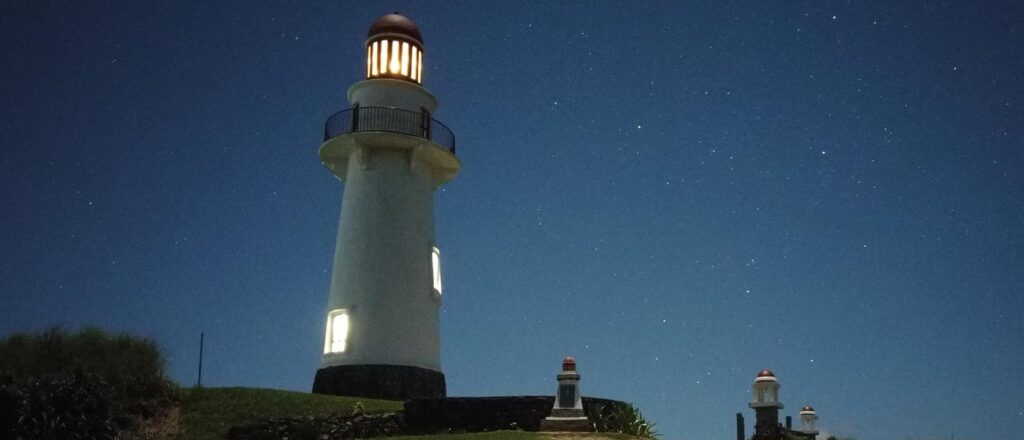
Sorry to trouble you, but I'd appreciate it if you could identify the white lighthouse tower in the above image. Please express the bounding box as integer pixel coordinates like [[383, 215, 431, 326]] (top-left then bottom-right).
[[749, 369, 784, 440], [798, 405, 819, 437], [312, 13, 460, 399]]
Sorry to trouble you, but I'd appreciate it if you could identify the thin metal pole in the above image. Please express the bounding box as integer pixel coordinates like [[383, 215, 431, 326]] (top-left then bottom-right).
[[197, 332, 204, 388]]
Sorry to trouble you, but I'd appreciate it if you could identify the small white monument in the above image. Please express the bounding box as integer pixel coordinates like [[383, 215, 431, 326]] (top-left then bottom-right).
[[540, 357, 591, 432], [798, 405, 819, 436]]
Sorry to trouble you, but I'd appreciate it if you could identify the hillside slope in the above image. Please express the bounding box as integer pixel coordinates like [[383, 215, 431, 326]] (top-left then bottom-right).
[[174, 387, 646, 440]]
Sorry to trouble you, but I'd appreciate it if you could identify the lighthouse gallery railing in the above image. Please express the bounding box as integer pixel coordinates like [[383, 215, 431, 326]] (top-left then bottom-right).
[[324, 106, 456, 154]]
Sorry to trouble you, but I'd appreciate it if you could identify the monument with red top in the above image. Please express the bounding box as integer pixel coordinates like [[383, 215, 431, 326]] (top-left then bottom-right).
[[540, 357, 592, 432]]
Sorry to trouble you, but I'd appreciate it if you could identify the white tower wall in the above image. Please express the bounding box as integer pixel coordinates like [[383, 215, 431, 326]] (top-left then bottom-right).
[[323, 146, 440, 370], [320, 79, 450, 372]]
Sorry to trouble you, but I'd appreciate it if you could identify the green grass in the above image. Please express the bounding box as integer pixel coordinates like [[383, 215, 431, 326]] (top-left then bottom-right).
[[176, 387, 645, 440], [388, 433, 542, 440], [176, 387, 402, 439], [388, 433, 643, 440]]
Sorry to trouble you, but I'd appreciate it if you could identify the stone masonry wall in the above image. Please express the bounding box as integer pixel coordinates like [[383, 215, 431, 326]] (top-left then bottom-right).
[[403, 396, 628, 433]]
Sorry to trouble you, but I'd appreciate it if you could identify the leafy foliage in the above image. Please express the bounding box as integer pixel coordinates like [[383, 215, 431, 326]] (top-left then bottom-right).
[[587, 401, 659, 439], [0, 327, 178, 435], [0, 370, 118, 439]]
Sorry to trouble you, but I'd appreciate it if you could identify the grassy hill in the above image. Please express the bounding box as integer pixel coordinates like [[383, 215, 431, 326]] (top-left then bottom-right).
[[176, 387, 400, 439], [174, 387, 645, 440], [0, 329, 649, 439], [390, 433, 643, 440]]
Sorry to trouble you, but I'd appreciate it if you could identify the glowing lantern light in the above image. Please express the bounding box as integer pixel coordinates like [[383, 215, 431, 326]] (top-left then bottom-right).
[[364, 13, 424, 84]]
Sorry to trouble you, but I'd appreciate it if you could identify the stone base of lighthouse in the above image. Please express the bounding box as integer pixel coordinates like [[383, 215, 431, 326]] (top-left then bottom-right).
[[312, 364, 446, 400]]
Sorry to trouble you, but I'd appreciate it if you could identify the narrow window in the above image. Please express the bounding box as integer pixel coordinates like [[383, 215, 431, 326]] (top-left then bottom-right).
[[380, 40, 389, 74], [366, 45, 372, 78], [432, 246, 442, 295], [323, 309, 349, 354], [401, 42, 410, 76], [390, 40, 400, 73], [410, 47, 418, 81], [417, 51, 423, 82], [371, 41, 379, 76]]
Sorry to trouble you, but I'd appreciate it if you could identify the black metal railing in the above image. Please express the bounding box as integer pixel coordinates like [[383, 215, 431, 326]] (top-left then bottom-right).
[[324, 106, 456, 154]]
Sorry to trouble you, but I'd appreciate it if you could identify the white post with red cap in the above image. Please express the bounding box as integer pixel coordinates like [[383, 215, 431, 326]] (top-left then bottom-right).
[[540, 357, 592, 432]]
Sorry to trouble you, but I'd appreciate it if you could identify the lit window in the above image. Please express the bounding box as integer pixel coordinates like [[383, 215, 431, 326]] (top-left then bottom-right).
[[371, 41, 379, 76], [324, 309, 349, 354], [431, 246, 442, 295], [417, 50, 423, 82], [367, 39, 422, 83], [410, 47, 418, 81], [401, 42, 410, 76], [390, 40, 400, 73]]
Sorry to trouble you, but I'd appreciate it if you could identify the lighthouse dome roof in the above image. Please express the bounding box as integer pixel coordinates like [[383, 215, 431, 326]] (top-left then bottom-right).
[[368, 13, 423, 44], [801, 405, 816, 413], [754, 369, 778, 382]]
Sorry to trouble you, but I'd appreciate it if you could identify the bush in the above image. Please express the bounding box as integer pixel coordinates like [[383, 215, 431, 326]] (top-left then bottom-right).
[[0, 327, 178, 434], [587, 401, 659, 439], [1, 370, 118, 439]]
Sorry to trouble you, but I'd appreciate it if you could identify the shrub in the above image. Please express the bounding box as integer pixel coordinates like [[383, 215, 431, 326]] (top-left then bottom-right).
[[0, 328, 168, 386], [587, 401, 659, 439], [0, 327, 178, 433], [1, 370, 118, 439]]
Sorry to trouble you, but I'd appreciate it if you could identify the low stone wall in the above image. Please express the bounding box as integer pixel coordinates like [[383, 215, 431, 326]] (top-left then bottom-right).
[[226, 396, 632, 438], [312, 365, 446, 400], [403, 396, 628, 433]]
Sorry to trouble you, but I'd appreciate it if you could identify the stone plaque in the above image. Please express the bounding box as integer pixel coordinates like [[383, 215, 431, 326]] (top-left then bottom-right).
[[558, 384, 575, 408]]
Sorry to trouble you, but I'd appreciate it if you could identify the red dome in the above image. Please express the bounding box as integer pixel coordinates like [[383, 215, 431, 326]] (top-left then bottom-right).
[[801, 405, 815, 412], [562, 356, 577, 371], [368, 13, 423, 44], [756, 369, 775, 378]]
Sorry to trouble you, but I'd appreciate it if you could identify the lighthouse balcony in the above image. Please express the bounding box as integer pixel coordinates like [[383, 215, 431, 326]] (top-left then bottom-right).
[[320, 106, 460, 183], [324, 106, 456, 154]]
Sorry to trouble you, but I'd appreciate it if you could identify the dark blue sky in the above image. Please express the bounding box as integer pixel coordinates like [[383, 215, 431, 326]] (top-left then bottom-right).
[[2, 2, 1022, 439]]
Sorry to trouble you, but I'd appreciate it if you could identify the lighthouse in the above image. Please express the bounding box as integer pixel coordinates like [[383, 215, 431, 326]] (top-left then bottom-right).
[[312, 13, 460, 400], [798, 405, 819, 437], [748, 369, 783, 440]]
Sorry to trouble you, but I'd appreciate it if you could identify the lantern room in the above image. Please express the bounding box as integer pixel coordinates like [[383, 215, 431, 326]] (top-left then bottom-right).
[[749, 369, 783, 409], [365, 13, 424, 84], [798, 405, 819, 434]]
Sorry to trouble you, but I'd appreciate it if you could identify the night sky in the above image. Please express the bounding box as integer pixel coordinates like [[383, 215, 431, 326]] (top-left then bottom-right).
[[2, 2, 1022, 439]]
